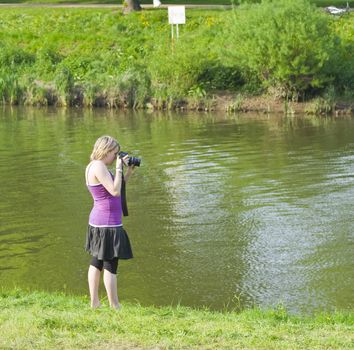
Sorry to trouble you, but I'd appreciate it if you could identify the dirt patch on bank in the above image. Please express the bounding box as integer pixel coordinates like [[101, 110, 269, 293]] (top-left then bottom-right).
[[192, 92, 354, 116]]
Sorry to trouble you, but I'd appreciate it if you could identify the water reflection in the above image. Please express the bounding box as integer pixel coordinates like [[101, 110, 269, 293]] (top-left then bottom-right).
[[0, 107, 353, 313]]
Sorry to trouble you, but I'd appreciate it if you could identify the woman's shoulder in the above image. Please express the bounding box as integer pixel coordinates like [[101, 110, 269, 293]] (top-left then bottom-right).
[[86, 160, 107, 175], [87, 160, 105, 169]]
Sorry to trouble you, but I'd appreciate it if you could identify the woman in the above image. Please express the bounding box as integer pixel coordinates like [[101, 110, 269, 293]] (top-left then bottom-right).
[[85, 135, 134, 309]]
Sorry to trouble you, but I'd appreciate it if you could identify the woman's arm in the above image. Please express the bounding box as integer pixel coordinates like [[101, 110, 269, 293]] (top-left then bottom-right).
[[93, 161, 123, 197], [124, 165, 135, 183]]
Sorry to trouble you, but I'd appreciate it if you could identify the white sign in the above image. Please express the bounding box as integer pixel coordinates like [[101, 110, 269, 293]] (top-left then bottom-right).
[[168, 6, 186, 25]]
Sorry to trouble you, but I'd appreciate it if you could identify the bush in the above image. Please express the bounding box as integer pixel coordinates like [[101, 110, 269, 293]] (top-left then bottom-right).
[[223, 0, 338, 98], [0, 46, 35, 70], [330, 13, 354, 92], [197, 64, 245, 91]]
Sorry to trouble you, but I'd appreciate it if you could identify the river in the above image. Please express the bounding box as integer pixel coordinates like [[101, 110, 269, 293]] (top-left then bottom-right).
[[0, 107, 353, 313]]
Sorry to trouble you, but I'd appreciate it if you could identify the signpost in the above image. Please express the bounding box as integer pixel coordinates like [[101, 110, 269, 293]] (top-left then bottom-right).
[[168, 6, 186, 40]]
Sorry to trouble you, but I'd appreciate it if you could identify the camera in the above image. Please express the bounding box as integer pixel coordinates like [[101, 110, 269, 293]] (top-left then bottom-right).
[[119, 151, 141, 167]]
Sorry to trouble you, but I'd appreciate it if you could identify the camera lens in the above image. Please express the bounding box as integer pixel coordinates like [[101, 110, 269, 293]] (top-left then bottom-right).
[[119, 151, 141, 167], [129, 157, 141, 167]]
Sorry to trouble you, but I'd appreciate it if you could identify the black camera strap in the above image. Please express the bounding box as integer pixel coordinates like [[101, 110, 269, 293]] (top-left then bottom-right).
[[121, 172, 128, 216]]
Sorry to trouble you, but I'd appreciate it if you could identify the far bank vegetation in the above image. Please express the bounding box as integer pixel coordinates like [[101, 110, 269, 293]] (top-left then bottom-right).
[[0, 0, 353, 114]]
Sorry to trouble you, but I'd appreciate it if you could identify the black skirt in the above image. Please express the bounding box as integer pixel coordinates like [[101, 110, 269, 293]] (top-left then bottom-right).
[[85, 225, 133, 260]]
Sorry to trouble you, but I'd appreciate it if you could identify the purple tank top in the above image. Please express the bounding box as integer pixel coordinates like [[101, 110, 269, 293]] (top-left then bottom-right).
[[87, 173, 122, 226]]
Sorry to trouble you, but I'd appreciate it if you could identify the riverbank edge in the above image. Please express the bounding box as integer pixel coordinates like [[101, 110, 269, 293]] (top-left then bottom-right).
[[1, 289, 353, 349], [161, 92, 354, 116], [2, 91, 353, 116]]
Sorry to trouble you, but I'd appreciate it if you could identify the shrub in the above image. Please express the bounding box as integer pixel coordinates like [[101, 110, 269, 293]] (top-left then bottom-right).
[[197, 64, 245, 91], [0, 46, 35, 70], [223, 0, 338, 98], [329, 13, 354, 92]]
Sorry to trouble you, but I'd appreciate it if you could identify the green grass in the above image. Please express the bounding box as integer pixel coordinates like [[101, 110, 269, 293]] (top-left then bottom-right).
[[0, 4, 351, 109], [0, 289, 354, 349], [0, 7, 228, 108]]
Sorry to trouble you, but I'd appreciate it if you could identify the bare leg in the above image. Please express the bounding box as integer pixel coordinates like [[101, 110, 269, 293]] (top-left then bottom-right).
[[103, 269, 121, 309], [88, 265, 101, 308]]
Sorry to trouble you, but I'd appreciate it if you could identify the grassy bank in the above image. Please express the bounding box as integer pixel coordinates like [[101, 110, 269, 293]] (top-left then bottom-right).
[[1, 289, 353, 349], [0, 2, 352, 112]]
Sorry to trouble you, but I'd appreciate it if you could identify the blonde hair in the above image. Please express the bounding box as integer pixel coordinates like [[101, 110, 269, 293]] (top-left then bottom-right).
[[90, 135, 120, 161]]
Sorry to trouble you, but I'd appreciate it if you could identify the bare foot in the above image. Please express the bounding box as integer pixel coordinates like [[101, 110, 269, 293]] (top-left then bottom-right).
[[91, 302, 101, 309], [111, 303, 122, 310]]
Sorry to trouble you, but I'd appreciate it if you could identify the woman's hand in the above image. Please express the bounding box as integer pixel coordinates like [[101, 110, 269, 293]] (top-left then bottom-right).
[[122, 154, 135, 182], [115, 157, 123, 171], [121, 154, 130, 167]]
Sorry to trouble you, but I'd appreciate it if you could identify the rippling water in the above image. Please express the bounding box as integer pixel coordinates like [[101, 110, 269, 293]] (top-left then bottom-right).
[[0, 107, 353, 313]]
